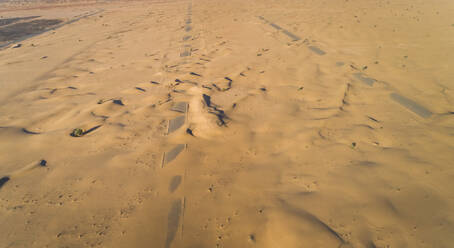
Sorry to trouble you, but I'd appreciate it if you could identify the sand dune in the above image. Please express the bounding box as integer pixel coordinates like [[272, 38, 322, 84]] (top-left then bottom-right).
[[0, 0, 453, 247]]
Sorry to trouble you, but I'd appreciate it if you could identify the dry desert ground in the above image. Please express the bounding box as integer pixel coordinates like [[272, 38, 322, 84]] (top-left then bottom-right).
[[0, 0, 454, 247]]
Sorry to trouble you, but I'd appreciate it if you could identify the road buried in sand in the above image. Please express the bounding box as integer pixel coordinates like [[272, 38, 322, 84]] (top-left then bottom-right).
[[0, 0, 453, 247]]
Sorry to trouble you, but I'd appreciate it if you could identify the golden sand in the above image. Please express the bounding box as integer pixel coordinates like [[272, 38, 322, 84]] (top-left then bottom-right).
[[0, 0, 453, 247]]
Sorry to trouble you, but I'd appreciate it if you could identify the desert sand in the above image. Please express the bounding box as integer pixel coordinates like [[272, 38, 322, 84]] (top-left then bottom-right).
[[0, 0, 454, 247]]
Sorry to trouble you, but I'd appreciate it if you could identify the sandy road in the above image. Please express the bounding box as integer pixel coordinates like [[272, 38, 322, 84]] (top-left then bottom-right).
[[0, 0, 454, 247]]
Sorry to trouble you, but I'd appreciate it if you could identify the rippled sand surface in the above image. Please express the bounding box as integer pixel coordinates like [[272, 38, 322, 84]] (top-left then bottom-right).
[[1, 0, 453, 247]]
